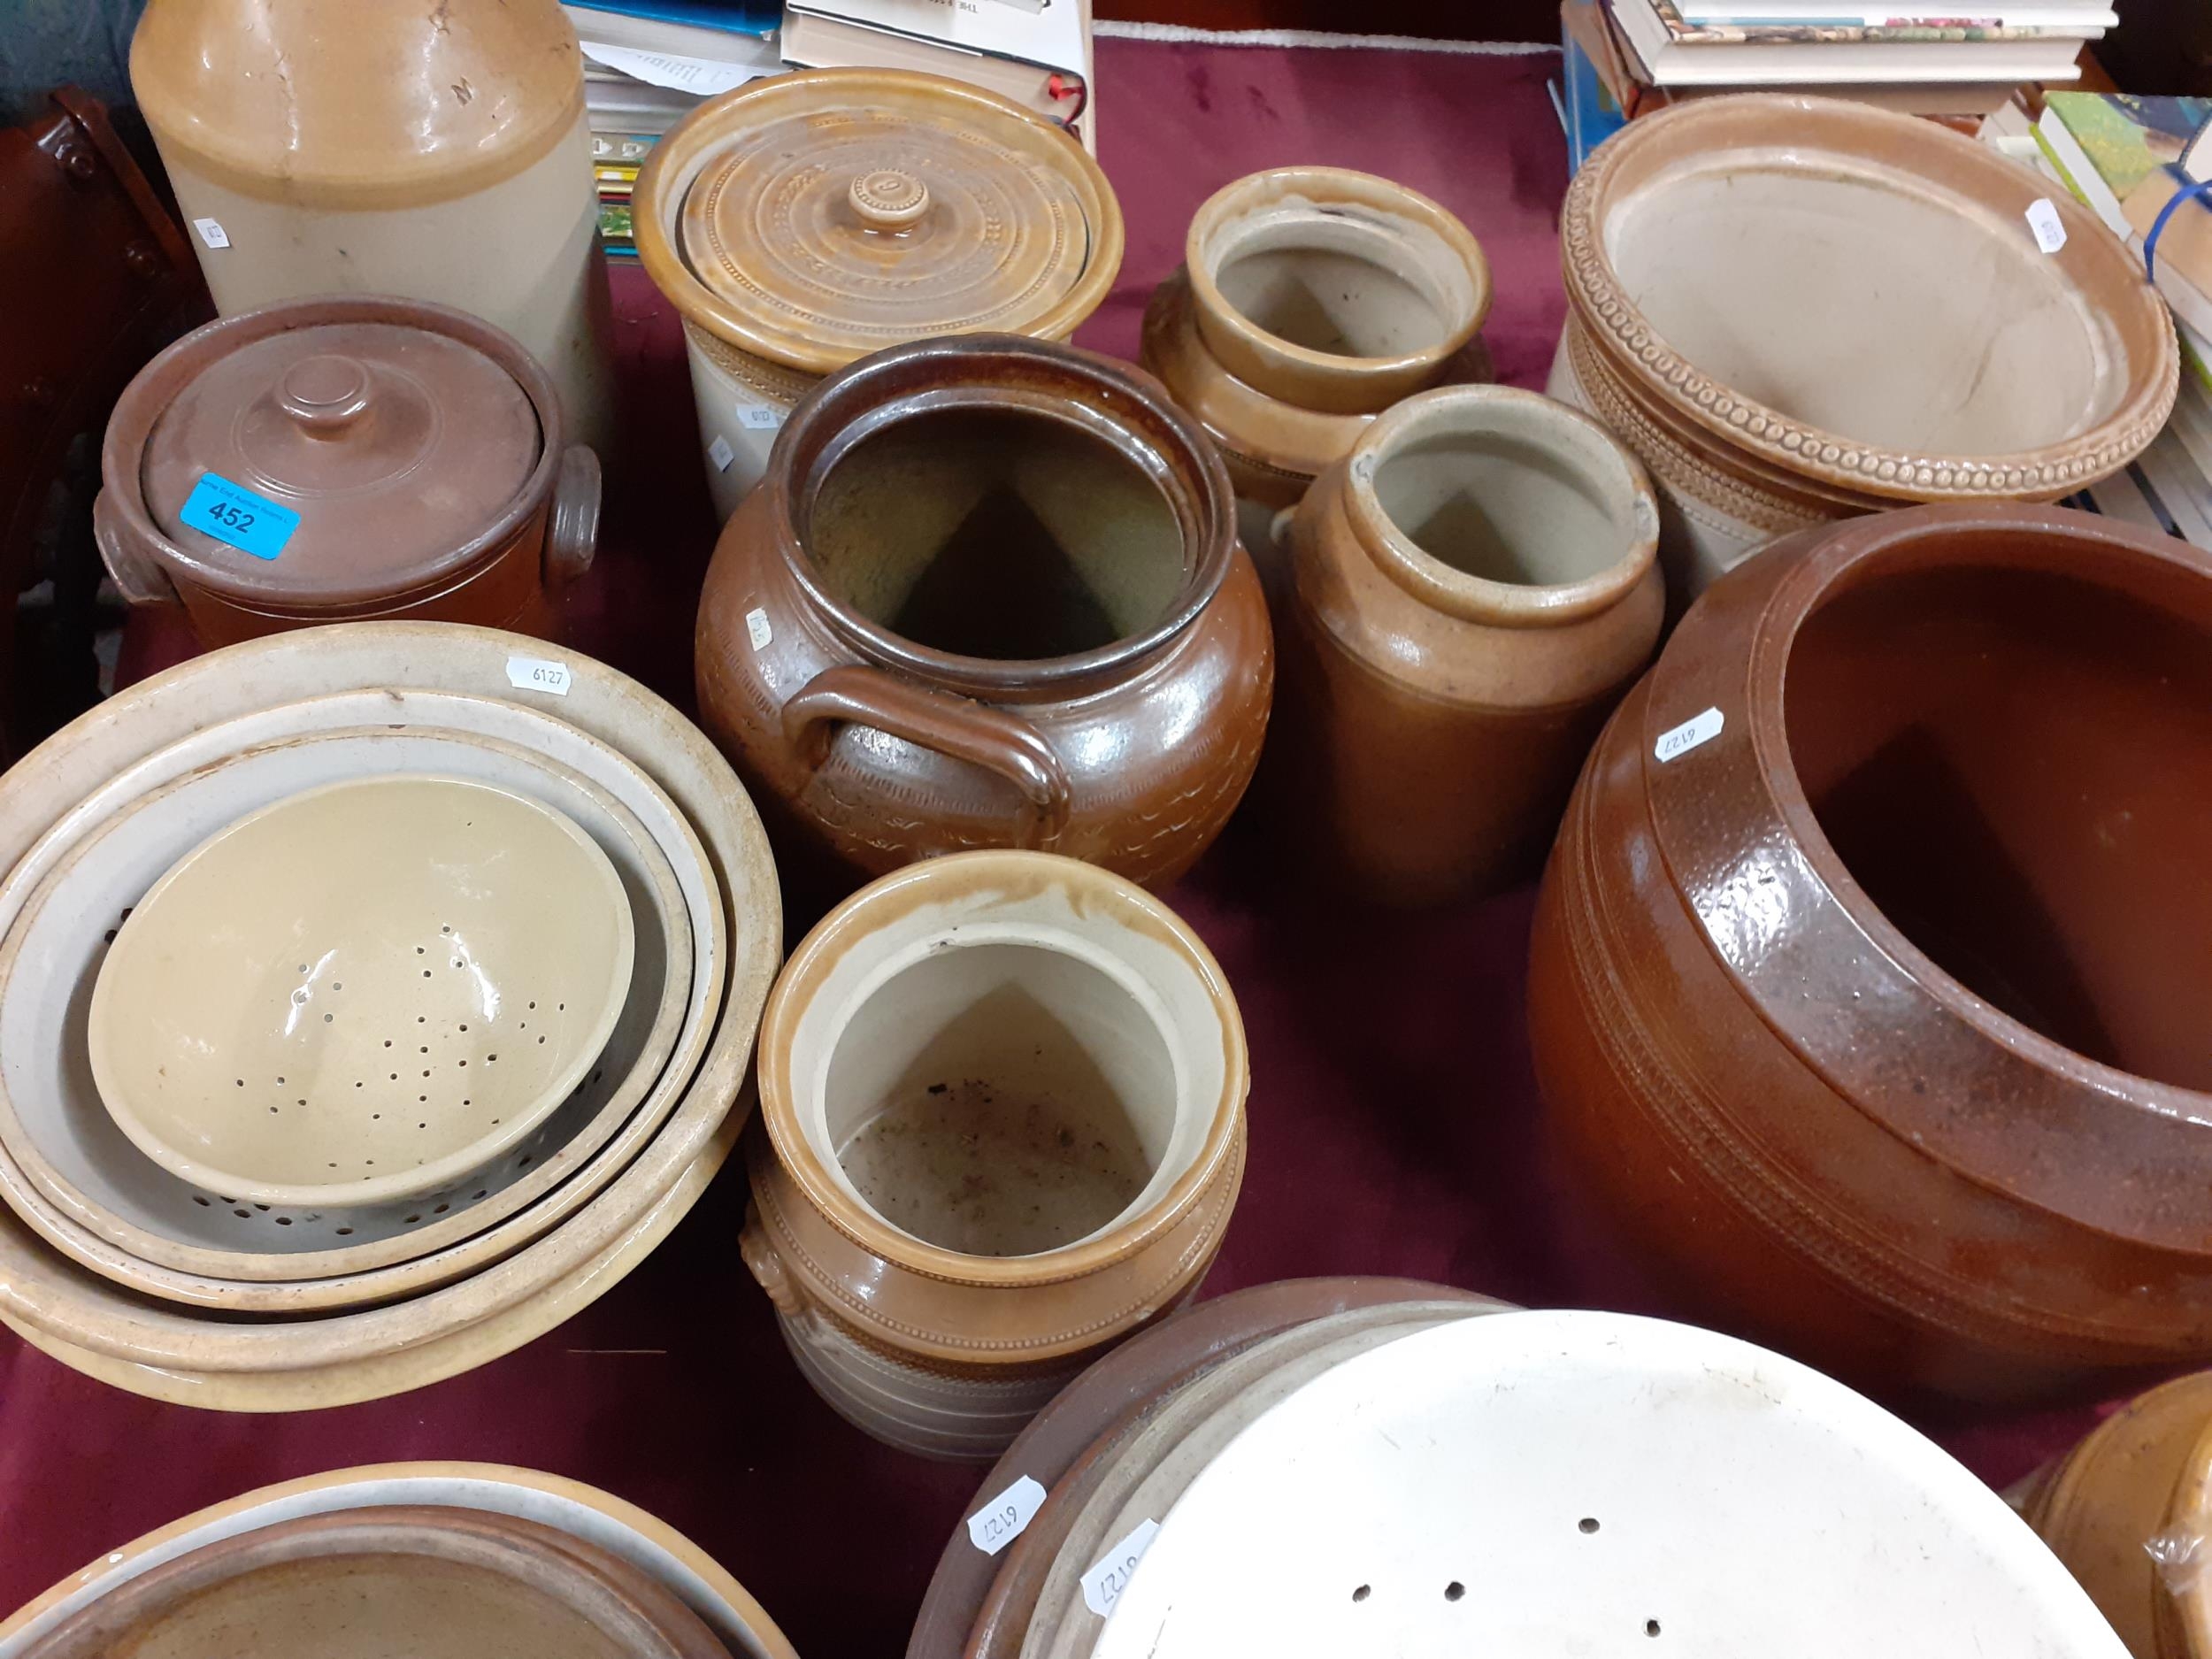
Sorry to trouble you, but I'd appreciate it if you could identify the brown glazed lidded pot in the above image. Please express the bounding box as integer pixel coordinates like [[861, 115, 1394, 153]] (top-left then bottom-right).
[[96, 295, 598, 647], [1141, 166, 1492, 575], [695, 333, 1271, 895], [1271, 385, 1663, 907], [636, 68, 1124, 519], [1529, 500, 2212, 1406], [740, 850, 1248, 1462]]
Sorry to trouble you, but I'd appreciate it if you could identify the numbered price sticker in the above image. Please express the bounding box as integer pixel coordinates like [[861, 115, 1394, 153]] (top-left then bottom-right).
[[504, 656, 574, 697], [2025, 197, 2068, 254], [191, 217, 230, 250], [1080, 1519, 1161, 1618], [736, 402, 785, 432], [1654, 705, 1724, 763], [965, 1474, 1047, 1557], [745, 606, 773, 650], [707, 434, 735, 472], [180, 472, 299, 562]]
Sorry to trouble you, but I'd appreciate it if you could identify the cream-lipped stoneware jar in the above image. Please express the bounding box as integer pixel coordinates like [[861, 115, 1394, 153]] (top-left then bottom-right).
[[129, 0, 614, 449], [636, 69, 1124, 520], [1141, 167, 1493, 587], [742, 849, 1248, 1461]]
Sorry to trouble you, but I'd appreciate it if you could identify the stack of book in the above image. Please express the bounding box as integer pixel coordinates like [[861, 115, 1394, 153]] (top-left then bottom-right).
[[1559, 0, 2112, 170], [565, 0, 783, 255], [1989, 92, 2212, 540]]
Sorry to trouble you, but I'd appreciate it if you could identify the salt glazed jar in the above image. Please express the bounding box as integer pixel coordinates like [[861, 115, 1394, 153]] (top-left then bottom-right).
[[740, 850, 1248, 1462], [1271, 385, 1662, 907], [128, 0, 614, 450], [1141, 166, 1493, 583], [1530, 501, 2212, 1406], [695, 333, 1271, 896], [95, 296, 597, 646], [636, 69, 1125, 520]]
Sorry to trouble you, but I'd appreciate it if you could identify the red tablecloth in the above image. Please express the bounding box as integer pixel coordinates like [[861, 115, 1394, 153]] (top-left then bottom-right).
[[1, 35, 2107, 1657]]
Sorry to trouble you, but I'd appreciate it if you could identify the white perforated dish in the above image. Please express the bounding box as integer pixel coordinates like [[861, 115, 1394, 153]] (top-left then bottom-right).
[[0, 728, 690, 1309]]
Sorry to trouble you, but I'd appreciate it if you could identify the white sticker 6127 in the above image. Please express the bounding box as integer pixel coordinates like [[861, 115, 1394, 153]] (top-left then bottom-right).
[[1655, 706, 1724, 762], [192, 217, 230, 250], [2025, 197, 2068, 254], [505, 655, 573, 697], [736, 402, 784, 432], [1081, 1519, 1160, 1617], [966, 1474, 1047, 1556]]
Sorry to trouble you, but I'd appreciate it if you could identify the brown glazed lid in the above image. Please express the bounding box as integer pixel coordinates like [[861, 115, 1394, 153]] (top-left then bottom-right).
[[646, 70, 1123, 375], [135, 312, 543, 603]]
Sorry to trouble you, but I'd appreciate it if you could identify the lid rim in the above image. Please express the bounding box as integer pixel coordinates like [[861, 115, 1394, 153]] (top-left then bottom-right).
[[104, 297, 566, 610]]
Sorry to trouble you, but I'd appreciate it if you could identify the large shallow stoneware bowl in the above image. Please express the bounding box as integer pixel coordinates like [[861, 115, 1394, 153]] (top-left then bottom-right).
[[1078, 1311, 2125, 1658], [0, 725, 690, 1313], [0, 623, 778, 1403], [0, 695, 721, 1300], [744, 849, 1247, 1460], [88, 774, 633, 1208], [0, 1463, 796, 1659], [14, 1505, 726, 1659], [1560, 94, 2176, 506], [1529, 501, 2212, 1404]]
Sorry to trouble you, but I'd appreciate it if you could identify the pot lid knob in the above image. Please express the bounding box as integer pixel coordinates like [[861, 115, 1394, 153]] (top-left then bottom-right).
[[849, 167, 930, 231], [277, 353, 373, 437]]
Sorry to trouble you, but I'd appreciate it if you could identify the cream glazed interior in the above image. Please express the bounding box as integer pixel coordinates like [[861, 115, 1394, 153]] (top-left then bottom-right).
[[780, 857, 1231, 1260]]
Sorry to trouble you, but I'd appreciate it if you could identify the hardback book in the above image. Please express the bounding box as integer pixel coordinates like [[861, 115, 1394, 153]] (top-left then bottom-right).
[[1561, 8, 1632, 168], [562, 0, 778, 53], [2036, 95, 2212, 343], [1673, 2, 2112, 27], [2132, 428, 2212, 549], [781, 0, 1091, 142], [1609, 0, 2090, 82]]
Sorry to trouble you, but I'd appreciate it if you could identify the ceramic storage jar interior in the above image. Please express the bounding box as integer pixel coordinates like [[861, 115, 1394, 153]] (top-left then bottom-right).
[[742, 850, 1248, 1462], [1141, 166, 1493, 580], [1551, 93, 2177, 600], [2026, 1370, 2212, 1659], [128, 0, 612, 449], [12, 1505, 726, 1659], [1528, 502, 2212, 1406], [635, 68, 1124, 519], [96, 296, 598, 646], [695, 334, 1271, 897], [1270, 385, 1662, 908]]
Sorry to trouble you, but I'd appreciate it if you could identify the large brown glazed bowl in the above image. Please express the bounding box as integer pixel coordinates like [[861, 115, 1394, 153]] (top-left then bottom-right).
[[1561, 95, 2177, 504], [695, 334, 1271, 895], [1528, 502, 2212, 1405]]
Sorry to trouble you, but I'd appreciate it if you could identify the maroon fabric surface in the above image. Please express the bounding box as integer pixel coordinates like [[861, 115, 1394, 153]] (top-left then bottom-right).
[[5, 36, 2106, 1659]]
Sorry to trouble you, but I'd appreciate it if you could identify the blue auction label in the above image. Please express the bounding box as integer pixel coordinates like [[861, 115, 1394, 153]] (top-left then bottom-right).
[[179, 472, 300, 562]]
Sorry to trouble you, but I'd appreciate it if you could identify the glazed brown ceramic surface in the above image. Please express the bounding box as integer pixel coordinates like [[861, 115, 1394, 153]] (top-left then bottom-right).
[[97, 296, 597, 646], [1271, 384, 1663, 907], [1528, 501, 2212, 1404], [695, 334, 1271, 892], [1560, 94, 2177, 503], [905, 1277, 1503, 1659], [16, 1505, 727, 1659], [2029, 1371, 2212, 1659]]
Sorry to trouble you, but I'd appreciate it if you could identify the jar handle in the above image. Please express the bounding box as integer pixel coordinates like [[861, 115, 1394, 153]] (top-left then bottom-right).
[[739, 1202, 806, 1317], [543, 444, 601, 587], [92, 488, 179, 607], [781, 664, 1072, 850]]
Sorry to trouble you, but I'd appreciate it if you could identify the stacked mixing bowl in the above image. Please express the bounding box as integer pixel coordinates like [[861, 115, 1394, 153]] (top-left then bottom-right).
[[0, 621, 780, 1409]]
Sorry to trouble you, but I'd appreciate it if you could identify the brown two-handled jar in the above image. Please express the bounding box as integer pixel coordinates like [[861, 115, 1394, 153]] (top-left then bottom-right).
[[695, 334, 1271, 895], [1141, 167, 1492, 586], [95, 295, 598, 647], [1271, 385, 1663, 907], [740, 851, 1248, 1462], [1529, 501, 2212, 1406]]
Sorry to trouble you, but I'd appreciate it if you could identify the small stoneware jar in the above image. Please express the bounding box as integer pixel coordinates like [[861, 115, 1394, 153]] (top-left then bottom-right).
[[695, 333, 1271, 895], [1141, 166, 1492, 581], [637, 69, 1124, 520], [740, 850, 1248, 1462], [95, 296, 597, 648], [1271, 384, 1663, 907], [129, 0, 613, 449]]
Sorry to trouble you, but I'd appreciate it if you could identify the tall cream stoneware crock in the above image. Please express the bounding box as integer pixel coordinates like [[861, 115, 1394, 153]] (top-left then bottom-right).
[[129, 0, 614, 450]]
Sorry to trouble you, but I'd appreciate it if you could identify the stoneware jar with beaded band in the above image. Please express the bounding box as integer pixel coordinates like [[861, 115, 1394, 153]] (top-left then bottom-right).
[[635, 68, 1124, 520], [694, 333, 1271, 897], [1548, 93, 2177, 604], [739, 850, 1248, 1462], [1528, 500, 2212, 1406], [1141, 166, 1493, 593], [129, 0, 614, 451]]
